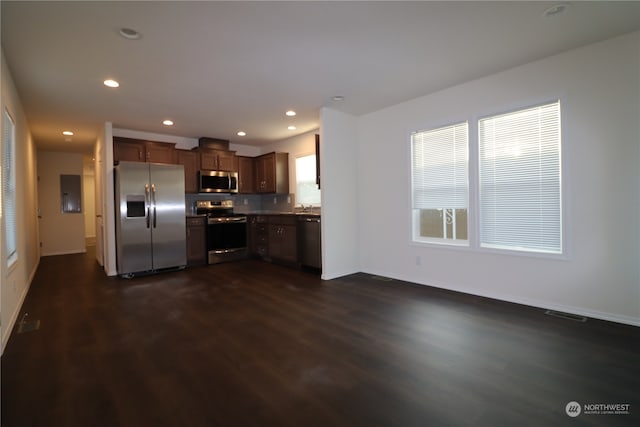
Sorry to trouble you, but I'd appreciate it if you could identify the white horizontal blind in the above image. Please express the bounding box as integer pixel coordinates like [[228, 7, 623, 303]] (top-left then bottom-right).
[[479, 101, 562, 253], [3, 108, 17, 261], [412, 122, 468, 209]]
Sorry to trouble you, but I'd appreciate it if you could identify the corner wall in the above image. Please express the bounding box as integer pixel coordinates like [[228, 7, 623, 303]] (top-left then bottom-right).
[[320, 108, 359, 280], [356, 32, 640, 325]]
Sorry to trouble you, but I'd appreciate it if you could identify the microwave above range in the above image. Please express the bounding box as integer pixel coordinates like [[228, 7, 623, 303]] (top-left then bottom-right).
[[198, 170, 238, 194]]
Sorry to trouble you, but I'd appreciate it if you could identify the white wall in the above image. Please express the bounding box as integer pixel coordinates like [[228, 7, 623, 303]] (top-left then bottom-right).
[[356, 32, 640, 325], [103, 123, 117, 276], [1, 50, 40, 353], [37, 151, 86, 256], [320, 108, 359, 280]]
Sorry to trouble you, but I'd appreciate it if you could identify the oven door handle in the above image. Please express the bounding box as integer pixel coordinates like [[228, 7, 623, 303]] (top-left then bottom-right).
[[208, 217, 247, 224], [211, 248, 246, 255]]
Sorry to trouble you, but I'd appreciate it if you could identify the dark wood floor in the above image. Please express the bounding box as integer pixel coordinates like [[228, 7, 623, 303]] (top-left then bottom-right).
[[2, 249, 639, 427]]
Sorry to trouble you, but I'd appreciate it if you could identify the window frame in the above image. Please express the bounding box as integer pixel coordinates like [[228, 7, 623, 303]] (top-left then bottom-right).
[[409, 99, 567, 259], [2, 107, 18, 268], [410, 121, 470, 246], [294, 152, 321, 207]]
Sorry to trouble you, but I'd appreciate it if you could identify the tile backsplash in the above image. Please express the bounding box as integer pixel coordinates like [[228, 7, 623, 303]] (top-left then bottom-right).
[[185, 193, 295, 214]]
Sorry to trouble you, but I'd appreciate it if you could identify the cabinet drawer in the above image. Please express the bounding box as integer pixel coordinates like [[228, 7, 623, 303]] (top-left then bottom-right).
[[268, 215, 297, 226], [186, 217, 206, 226]]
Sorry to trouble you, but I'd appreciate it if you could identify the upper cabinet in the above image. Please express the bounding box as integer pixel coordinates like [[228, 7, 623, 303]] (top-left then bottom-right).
[[255, 152, 289, 194], [113, 137, 176, 164], [238, 156, 255, 194], [200, 149, 238, 172], [176, 150, 200, 193]]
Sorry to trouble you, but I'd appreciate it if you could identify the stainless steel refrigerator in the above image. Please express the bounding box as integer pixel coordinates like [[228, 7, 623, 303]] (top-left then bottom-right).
[[115, 161, 187, 277]]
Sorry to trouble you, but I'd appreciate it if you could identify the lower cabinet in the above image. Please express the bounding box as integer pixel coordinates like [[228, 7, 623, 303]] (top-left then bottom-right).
[[186, 216, 207, 266], [249, 215, 297, 265], [268, 217, 297, 264], [249, 215, 269, 258]]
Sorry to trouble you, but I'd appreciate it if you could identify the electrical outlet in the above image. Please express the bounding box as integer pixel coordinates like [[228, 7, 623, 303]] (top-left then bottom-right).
[[243, 198, 248, 205], [287, 196, 291, 204], [273, 197, 277, 204]]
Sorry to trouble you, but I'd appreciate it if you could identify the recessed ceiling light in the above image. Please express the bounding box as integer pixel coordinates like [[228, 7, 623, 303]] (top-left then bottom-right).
[[543, 3, 570, 18], [237, 131, 247, 136], [62, 131, 74, 136], [119, 28, 142, 40], [331, 95, 345, 102], [104, 79, 120, 88], [287, 125, 296, 131], [285, 110, 296, 117], [162, 120, 174, 126]]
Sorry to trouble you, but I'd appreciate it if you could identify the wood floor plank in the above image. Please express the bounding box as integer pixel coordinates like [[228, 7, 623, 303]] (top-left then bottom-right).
[[2, 249, 639, 426]]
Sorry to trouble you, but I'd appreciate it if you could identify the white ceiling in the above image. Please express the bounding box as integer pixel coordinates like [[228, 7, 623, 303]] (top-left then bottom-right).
[[2, 1, 640, 154]]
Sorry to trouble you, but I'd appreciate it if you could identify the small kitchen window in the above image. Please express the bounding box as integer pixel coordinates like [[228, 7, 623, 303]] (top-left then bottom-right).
[[295, 154, 321, 207]]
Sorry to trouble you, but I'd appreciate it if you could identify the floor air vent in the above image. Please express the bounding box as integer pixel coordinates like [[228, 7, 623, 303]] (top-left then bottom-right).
[[17, 313, 41, 334], [370, 275, 394, 282], [544, 310, 587, 322]]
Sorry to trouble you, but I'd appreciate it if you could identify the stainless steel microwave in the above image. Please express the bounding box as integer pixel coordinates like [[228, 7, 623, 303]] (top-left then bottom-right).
[[198, 170, 239, 193]]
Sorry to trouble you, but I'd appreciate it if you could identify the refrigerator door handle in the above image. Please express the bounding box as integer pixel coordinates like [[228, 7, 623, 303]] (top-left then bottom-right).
[[145, 184, 151, 229], [151, 184, 157, 228]]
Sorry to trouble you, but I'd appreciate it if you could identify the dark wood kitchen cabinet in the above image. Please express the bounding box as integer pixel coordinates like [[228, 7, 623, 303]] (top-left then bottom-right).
[[255, 152, 289, 194], [200, 150, 238, 171], [249, 215, 269, 258], [268, 215, 297, 264], [237, 156, 255, 193], [113, 137, 176, 164], [177, 150, 200, 193], [186, 216, 207, 266]]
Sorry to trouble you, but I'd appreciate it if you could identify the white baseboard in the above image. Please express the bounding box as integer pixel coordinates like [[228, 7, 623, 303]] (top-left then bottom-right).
[[41, 248, 87, 256], [361, 268, 640, 327]]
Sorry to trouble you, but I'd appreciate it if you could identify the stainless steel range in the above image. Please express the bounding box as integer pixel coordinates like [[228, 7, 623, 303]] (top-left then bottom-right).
[[195, 200, 247, 264]]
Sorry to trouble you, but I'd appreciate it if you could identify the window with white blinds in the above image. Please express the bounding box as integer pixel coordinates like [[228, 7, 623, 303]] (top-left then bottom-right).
[[411, 122, 468, 243], [478, 101, 562, 254], [3, 108, 17, 265]]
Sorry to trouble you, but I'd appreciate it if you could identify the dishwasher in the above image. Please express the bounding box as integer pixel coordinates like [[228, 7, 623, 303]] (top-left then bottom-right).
[[298, 216, 321, 270]]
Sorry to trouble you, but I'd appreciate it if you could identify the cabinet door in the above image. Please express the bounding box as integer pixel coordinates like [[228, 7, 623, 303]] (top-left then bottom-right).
[[177, 150, 200, 193], [268, 224, 282, 259], [255, 156, 266, 192], [217, 151, 238, 172], [238, 156, 255, 193], [262, 153, 276, 192], [146, 142, 176, 164], [267, 219, 297, 263], [114, 139, 145, 163], [200, 152, 218, 170], [279, 224, 298, 263], [186, 219, 207, 266]]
